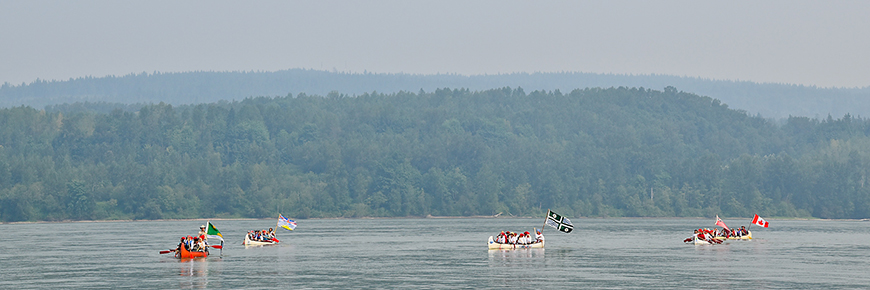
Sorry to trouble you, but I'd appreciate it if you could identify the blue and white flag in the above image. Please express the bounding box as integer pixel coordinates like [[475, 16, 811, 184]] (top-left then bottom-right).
[[278, 214, 297, 231]]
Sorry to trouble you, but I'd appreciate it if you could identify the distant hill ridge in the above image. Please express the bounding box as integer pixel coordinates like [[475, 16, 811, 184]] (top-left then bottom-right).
[[2, 69, 868, 119]]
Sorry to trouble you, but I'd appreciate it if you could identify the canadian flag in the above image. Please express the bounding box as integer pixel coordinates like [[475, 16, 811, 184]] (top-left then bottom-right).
[[715, 215, 729, 231], [751, 214, 769, 228]]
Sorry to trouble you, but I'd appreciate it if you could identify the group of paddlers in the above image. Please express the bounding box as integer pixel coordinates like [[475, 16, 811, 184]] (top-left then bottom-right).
[[684, 229, 723, 244], [177, 225, 211, 252], [715, 226, 749, 238], [247, 228, 276, 242], [683, 226, 750, 244], [493, 229, 544, 245]]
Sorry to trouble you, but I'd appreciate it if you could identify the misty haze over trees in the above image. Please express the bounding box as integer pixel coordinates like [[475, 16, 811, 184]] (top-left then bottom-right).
[[2, 69, 869, 119], [2, 87, 869, 222]]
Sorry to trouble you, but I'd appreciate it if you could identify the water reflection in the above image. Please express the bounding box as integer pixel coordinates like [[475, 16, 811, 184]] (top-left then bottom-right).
[[179, 258, 209, 276], [488, 248, 545, 267], [178, 258, 209, 289]]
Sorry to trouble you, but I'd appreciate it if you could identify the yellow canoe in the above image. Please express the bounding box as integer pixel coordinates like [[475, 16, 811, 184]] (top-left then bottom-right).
[[714, 230, 752, 240]]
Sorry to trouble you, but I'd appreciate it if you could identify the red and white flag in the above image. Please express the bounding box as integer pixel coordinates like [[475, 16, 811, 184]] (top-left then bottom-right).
[[751, 214, 769, 228], [715, 215, 729, 231]]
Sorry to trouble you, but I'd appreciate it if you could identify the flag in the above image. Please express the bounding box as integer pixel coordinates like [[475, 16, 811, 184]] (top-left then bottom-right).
[[751, 214, 769, 228], [278, 214, 297, 231], [545, 210, 573, 233], [206, 221, 224, 242], [715, 215, 729, 231]]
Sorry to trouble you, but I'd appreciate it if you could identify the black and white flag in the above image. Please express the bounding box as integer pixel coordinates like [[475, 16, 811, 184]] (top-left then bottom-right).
[[545, 210, 573, 233]]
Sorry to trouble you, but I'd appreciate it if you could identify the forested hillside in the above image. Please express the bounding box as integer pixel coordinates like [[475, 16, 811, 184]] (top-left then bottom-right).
[[1, 87, 869, 222], [3, 69, 869, 119]]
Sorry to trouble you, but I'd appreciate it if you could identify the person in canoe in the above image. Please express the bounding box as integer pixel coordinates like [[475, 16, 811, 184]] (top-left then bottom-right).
[[495, 231, 507, 243], [739, 226, 748, 237], [493, 230, 543, 245], [177, 236, 188, 252], [535, 228, 544, 242], [198, 225, 209, 246], [247, 229, 275, 243], [176, 235, 208, 253]]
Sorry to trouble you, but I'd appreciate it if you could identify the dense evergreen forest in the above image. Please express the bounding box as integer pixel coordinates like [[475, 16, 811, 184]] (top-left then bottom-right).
[[1, 86, 869, 222], [3, 69, 869, 119]]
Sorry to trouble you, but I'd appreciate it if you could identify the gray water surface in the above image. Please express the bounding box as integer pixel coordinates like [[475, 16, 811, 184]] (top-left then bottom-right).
[[1, 218, 868, 289]]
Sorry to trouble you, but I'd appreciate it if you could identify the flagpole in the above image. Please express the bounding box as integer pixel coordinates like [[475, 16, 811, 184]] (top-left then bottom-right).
[[541, 209, 549, 236], [747, 215, 752, 232]]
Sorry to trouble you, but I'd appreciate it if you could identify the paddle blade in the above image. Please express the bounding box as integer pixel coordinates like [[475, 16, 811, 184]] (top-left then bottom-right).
[[210, 245, 222, 249], [159, 249, 175, 254], [272, 238, 280, 243]]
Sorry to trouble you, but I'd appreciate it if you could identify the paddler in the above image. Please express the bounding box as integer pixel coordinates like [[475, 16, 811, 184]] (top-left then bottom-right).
[[198, 225, 209, 246], [684, 229, 703, 242]]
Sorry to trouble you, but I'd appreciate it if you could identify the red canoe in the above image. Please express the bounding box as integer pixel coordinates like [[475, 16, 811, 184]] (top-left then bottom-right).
[[175, 246, 208, 259]]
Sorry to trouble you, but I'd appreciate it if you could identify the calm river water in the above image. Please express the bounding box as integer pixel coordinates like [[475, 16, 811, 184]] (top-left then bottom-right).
[[1, 218, 868, 289]]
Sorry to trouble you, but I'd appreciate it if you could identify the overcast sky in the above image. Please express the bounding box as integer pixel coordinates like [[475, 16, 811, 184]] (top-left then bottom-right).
[[1, 0, 868, 88]]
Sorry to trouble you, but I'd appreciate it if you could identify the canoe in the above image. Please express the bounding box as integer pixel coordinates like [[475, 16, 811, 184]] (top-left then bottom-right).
[[488, 236, 544, 250], [243, 235, 279, 246], [714, 230, 752, 240], [693, 236, 713, 245], [694, 237, 715, 245], [176, 245, 208, 259]]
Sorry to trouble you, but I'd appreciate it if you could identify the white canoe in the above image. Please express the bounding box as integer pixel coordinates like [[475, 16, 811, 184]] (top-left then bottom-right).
[[692, 236, 727, 245], [243, 235, 279, 246], [693, 236, 713, 245], [488, 236, 544, 250]]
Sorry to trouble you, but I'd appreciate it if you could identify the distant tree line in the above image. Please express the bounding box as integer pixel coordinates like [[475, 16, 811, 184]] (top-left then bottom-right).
[[2, 69, 869, 119], [1, 86, 869, 222]]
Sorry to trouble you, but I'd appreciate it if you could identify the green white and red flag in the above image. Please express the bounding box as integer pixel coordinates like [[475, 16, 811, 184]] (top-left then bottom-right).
[[207, 221, 224, 242]]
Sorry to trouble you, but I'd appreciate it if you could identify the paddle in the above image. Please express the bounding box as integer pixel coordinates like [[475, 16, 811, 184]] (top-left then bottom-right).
[[210, 245, 223, 249], [159, 249, 177, 254]]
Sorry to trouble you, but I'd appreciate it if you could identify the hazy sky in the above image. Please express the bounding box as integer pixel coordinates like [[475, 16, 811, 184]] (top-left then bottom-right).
[[1, 0, 868, 88]]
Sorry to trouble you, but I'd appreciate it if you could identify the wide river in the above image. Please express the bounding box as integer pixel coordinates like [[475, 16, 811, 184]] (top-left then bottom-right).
[[1, 218, 868, 289]]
